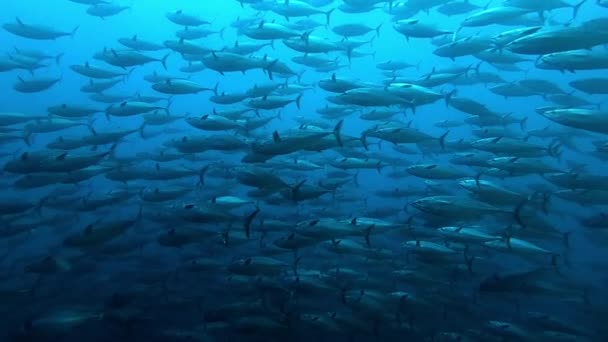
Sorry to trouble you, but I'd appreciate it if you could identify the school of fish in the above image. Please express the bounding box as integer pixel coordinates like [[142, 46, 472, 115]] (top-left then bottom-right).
[[1, 0, 608, 341]]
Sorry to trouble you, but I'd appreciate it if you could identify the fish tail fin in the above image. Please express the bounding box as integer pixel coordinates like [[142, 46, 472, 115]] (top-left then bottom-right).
[[325, 8, 335, 26], [107, 143, 118, 158], [198, 164, 211, 186], [292, 254, 301, 277], [474, 61, 483, 76], [346, 46, 353, 64], [34, 195, 50, 216], [22, 130, 32, 147], [125, 67, 136, 82], [165, 97, 174, 114], [464, 251, 475, 274], [295, 94, 302, 110], [296, 69, 305, 84], [353, 171, 360, 187], [445, 89, 457, 107], [514, 199, 528, 228], [244, 207, 260, 239], [55, 53, 65, 65], [70, 26, 80, 38], [548, 141, 562, 160], [265, 59, 278, 80], [519, 117, 528, 131], [360, 131, 368, 150], [291, 180, 306, 201], [573, 0, 587, 20], [333, 119, 344, 147], [407, 100, 416, 114], [474, 171, 483, 188], [161, 53, 170, 70], [138, 121, 147, 139], [439, 130, 449, 150], [541, 191, 551, 215], [363, 225, 374, 248], [375, 23, 382, 38]]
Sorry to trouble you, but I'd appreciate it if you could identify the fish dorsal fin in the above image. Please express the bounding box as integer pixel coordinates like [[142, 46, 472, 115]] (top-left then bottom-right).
[[132, 35, 137, 41], [56, 152, 67, 160], [272, 130, 281, 143], [425, 164, 437, 170], [331, 73, 336, 82], [120, 101, 127, 107], [184, 204, 194, 209], [20, 152, 28, 160], [309, 219, 319, 226], [154, 188, 159, 194], [350, 217, 357, 225], [416, 240, 421, 247], [61, 103, 67, 108], [244, 258, 252, 265], [16, 17, 24, 26]]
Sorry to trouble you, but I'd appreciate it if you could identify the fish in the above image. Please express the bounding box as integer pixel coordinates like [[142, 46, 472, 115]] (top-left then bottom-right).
[[86, 3, 130, 19], [13, 76, 62, 93], [166, 10, 211, 26], [152, 79, 217, 95], [1, 1, 606, 340], [3, 17, 78, 40]]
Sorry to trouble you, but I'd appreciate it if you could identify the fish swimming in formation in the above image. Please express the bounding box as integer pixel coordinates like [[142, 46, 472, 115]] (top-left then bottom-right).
[[0, 0, 607, 341]]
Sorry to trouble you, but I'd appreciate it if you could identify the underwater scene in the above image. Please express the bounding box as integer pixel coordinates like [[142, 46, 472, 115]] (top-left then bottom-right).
[[1, 0, 608, 341]]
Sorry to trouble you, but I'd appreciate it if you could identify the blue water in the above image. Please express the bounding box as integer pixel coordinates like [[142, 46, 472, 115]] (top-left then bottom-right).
[[1, 0, 608, 341]]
